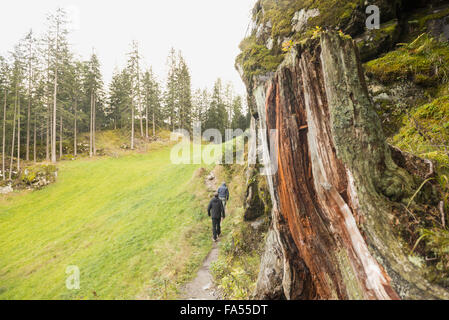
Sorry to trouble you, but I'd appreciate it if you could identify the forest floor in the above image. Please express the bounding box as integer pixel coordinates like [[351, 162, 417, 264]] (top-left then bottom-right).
[[0, 137, 220, 300]]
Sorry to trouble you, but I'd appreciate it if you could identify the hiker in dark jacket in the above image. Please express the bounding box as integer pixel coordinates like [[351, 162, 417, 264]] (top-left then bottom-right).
[[217, 182, 229, 210], [208, 192, 225, 242]]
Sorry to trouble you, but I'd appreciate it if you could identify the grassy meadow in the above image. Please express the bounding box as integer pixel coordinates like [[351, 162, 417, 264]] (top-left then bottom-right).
[[0, 142, 215, 300]]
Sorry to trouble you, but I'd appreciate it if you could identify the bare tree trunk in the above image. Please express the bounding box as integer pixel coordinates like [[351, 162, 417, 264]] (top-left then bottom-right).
[[46, 44, 50, 162], [33, 110, 36, 163], [137, 53, 143, 138], [9, 97, 17, 180], [139, 106, 144, 137], [2, 90, 6, 180], [46, 103, 50, 161], [26, 95, 31, 161], [152, 111, 155, 137], [17, 94, 20, 172], [250, 32, 449, 300], [131, 101, 135, 150], [93, 94, 96, 156], [145, 94, 149, 139], [74, 100, 77, 157], [26, 38, 32, 162], [89, 92, 93, 157], [51, 22, 59, 164], [59, 114, 63, 159]]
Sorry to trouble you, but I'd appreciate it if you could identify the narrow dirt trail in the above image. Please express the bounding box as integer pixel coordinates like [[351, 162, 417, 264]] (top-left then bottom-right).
[[181, 241, 220, 300], [181, 168, 221, 300]]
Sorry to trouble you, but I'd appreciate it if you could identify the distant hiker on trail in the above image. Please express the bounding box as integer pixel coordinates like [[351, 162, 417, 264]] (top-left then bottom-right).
[[208, 192, 225, 242], [217, 182, 229, 210]]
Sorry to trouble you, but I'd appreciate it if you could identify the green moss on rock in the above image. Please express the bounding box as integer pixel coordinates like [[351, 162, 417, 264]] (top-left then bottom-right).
[[365, 33, 449, 85], [356, 19, 401, 62], [392, 95, 449, 168]]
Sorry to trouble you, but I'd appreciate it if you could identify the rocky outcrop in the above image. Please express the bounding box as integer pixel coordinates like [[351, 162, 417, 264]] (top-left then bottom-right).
[[244, 32, 449, 300], [20, 165, 58, 190]]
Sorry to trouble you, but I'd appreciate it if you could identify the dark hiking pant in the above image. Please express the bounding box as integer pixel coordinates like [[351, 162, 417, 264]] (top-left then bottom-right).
[[219, 197, 227, 214], [212, 218, 221, 240]]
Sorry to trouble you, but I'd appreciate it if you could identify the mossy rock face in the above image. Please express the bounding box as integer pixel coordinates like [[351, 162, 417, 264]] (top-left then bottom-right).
[[356, 19, 401, 62], [406, 5, 449, 39], [392, 95, 449, 159], [243, 168, 270, 221], [365, 33, 449, 86], [366, 79, 427, 136], [238, 0, 403, 84]]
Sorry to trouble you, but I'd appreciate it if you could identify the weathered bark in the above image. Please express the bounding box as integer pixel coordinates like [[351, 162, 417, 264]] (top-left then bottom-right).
[[250, 32, 449, 300]]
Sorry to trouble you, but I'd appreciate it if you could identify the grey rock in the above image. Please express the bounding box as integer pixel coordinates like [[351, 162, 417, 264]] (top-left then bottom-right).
[[0, 185, 13, 195], [291, 9, 320, 33]]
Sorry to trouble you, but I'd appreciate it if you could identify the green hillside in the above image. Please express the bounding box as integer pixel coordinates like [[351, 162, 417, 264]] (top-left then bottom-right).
[[0, 144, 213, 300]]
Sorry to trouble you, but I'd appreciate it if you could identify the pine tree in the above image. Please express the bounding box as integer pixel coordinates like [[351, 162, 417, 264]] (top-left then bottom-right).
[[205, 78, 227, 136], [164, 48, 178, 131], [142, 68, 162, 137], [84, 53, 103, 157], [46, 8, 69, 163], [24, 30, 37, 162], [176, 52, 192, 132]]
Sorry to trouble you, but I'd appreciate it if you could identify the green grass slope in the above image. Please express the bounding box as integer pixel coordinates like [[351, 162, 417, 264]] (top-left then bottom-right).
[[0, 144, 213, 300]]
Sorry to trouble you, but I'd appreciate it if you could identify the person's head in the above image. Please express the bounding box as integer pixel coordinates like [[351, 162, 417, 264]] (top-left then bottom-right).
[[214, 192, 219, 198], [222, 182, 226, 186]]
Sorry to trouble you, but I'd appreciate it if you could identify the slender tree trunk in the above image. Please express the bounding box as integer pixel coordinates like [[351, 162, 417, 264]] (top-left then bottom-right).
[[9, 97, 17, 180], [40, 121, 43, 147], [131, 101, 135, 150], [89, 92, 93, 157], [59, 114, 63, 159], [17, 94, 20, 172], [152, 111, 155, 137], [139, 107, 144, 137], [93, 93, 96, 156], [33, 111, 36, 163], [74, 100, 77, 157], [26, 38, 32, 162], [2, 90, 6, 181], [145, 94, 149, 139], [46, 103, 50, 161], [137, 54, 144, 138], [46, 44, 50, 162], [26, 95, 31, 161], [51, 22, 59, 164]]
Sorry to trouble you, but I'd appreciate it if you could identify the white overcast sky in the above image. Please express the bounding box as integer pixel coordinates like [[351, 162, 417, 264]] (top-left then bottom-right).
[[0, 0, 256, 96]]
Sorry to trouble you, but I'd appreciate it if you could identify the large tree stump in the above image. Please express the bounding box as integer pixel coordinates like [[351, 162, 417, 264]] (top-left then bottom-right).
[[251, 32, 449, 300]]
